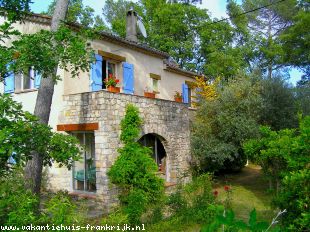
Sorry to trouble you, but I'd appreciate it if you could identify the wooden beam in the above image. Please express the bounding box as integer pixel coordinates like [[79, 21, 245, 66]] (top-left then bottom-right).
[[185, 80, 196, 88], [57, 123, 99, 131], [98, 50, 126, 62], [150, 73, 161, 80]]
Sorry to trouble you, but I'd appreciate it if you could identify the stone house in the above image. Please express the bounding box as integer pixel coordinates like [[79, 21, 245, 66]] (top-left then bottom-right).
[[0, 10, 198, 210]]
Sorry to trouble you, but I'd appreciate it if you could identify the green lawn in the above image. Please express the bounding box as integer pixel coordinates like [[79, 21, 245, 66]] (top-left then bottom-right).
[[146, 165, 275, 231], [213, 164, 275, 222]]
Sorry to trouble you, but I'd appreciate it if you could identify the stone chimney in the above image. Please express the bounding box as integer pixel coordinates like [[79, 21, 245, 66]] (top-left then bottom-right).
[[126, 7, 138, 42]]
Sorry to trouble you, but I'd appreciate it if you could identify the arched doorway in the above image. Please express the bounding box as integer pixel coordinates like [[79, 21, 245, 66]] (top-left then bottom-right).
[[138, 133, 167, 173]]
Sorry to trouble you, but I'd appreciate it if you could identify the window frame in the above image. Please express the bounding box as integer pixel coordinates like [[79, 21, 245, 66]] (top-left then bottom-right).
[[14, 67, 36, 92], [71, 131, 96, 193]]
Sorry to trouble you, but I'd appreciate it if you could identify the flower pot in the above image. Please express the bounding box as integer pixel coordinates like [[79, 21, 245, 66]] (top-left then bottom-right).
[[144, 91, 156, 98], [107, 86, 120, 93], [174, 97, 182, 102]]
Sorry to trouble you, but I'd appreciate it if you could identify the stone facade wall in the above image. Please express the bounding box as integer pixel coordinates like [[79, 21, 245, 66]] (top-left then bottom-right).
[[52, 90, 192, 210]]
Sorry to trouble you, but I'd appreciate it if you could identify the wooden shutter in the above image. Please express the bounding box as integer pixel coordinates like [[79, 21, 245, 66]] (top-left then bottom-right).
[[34, 70, 41, 89], [122, 62, 134, 94], [91, 54, 103, 91], [182, 83, 189, 103], [4, 69, 14, 93]]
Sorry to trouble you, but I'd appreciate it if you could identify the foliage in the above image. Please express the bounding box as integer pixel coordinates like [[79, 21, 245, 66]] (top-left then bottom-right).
[[43, 191, 83, 225], [260, 76, 298, 130], [0, 170, 38, 226], [44, 0, 108, 30], [227, 0, 298, 78], [281, 4, 310, 76], [201, 208, 280, 232], [167, 174, 216, 224], [104, 73, 120, 87], [108, 104, 164, 224], [7, 25, 94, 82], [244, 116, 310, 191], [0, 0, 31, 22], [0, 94, 81, 175], [193, 76, 217, 104], [244, 116, 310, 229], [295, 75, 310, 116], [275, 169, 310, 231], [191, 76, 262, 173]]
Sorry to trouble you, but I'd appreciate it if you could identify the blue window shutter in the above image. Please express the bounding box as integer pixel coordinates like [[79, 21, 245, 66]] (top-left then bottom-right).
[[35, 71, 41, 88], [122, 62, 134, 94], [182, 83, 189, 103], [91, 54, 103, 91], [4, 70, 14, 93]]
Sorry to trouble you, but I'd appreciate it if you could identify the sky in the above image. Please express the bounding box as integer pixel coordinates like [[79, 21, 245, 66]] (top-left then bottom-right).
[[30, 0, 302, 85]]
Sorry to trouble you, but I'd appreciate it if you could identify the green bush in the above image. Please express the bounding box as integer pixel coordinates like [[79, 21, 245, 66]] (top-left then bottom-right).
[[275, 169, 310, 231], [191, 77, 262, 173], [108, 104, 164, 224], [43, 191, 83, 225], [244, 116, 310, 230], [0, 171, 38, 226], [168, 174, 216, 224]]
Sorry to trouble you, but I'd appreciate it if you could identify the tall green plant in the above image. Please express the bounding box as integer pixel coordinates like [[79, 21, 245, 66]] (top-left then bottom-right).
[[244, 116, 310, 230], [191, 76, 262, 173], [108, 104, 164, 224]]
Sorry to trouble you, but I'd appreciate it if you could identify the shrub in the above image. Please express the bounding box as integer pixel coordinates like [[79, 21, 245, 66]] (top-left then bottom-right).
[[275, 169, 310, 231], [191, 77, 262, 173], [43, 191, 83, 225], [108, 104, 164, 224], [0, 170, 38, 225], [168, 174, 216, 224], [244, 116, 310, 229]]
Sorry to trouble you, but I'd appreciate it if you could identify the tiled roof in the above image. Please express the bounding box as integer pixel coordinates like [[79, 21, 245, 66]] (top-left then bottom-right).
[[24, 13, 170, 59], [23, 13, 200, 77]]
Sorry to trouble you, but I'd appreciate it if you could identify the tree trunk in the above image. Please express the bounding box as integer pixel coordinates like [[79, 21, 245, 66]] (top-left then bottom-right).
[[24, 0, 70, 195]]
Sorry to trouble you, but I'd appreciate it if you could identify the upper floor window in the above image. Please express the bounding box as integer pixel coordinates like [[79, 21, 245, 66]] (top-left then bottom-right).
[[91, 51, 127, 92], [182, 81, 195, 107], [103, 60, 117, 89], [4, 66, 41, 94], [15, 67, 35, 91], [150, 73, 161, 93]]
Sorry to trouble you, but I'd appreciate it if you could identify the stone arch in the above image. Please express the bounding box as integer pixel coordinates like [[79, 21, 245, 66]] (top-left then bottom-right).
[[138, 132, 172, 182]]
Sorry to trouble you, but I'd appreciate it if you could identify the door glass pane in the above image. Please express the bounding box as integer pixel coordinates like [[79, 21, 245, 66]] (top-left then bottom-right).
[[72, 133, 96, 192]]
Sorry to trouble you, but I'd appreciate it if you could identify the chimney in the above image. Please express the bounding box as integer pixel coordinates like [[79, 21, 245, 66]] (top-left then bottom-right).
[[126, 7, 138, 42]]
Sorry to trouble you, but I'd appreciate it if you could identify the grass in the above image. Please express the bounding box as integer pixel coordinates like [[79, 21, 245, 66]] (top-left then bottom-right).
[[213, 164, 275, 222], [97, 165, 275, 231]]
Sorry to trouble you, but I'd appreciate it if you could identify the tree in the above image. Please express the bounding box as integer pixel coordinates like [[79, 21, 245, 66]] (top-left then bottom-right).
[[44, 0, 108, 29], [108, 104, 163, 224], [227, 0, 298, 78], [244, 116, 310, 230], [280, 3, 310, 76], [260, 76, 298, 130], [0, 94, 80, 176], [191, 76, 262, 173], [295, 75, 310, 116], [23, 0, 74, 194]]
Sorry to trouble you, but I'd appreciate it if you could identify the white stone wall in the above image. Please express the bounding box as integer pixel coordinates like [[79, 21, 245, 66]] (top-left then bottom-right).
[[52, 90, 192, 209]]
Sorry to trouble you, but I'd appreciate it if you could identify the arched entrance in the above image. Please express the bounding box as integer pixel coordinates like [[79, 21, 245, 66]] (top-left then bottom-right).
[[138, 133, 167, 173]]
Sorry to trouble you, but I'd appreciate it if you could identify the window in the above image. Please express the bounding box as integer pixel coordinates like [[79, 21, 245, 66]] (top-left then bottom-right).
[[152, 78, 159, 92], [138, 134, 166, 172], [102, 60, 117, 89], [72, 132, 96, 192], [15, 67, 35, 91], [150, 73, 161, 93], [188, 87, 192, 106]]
